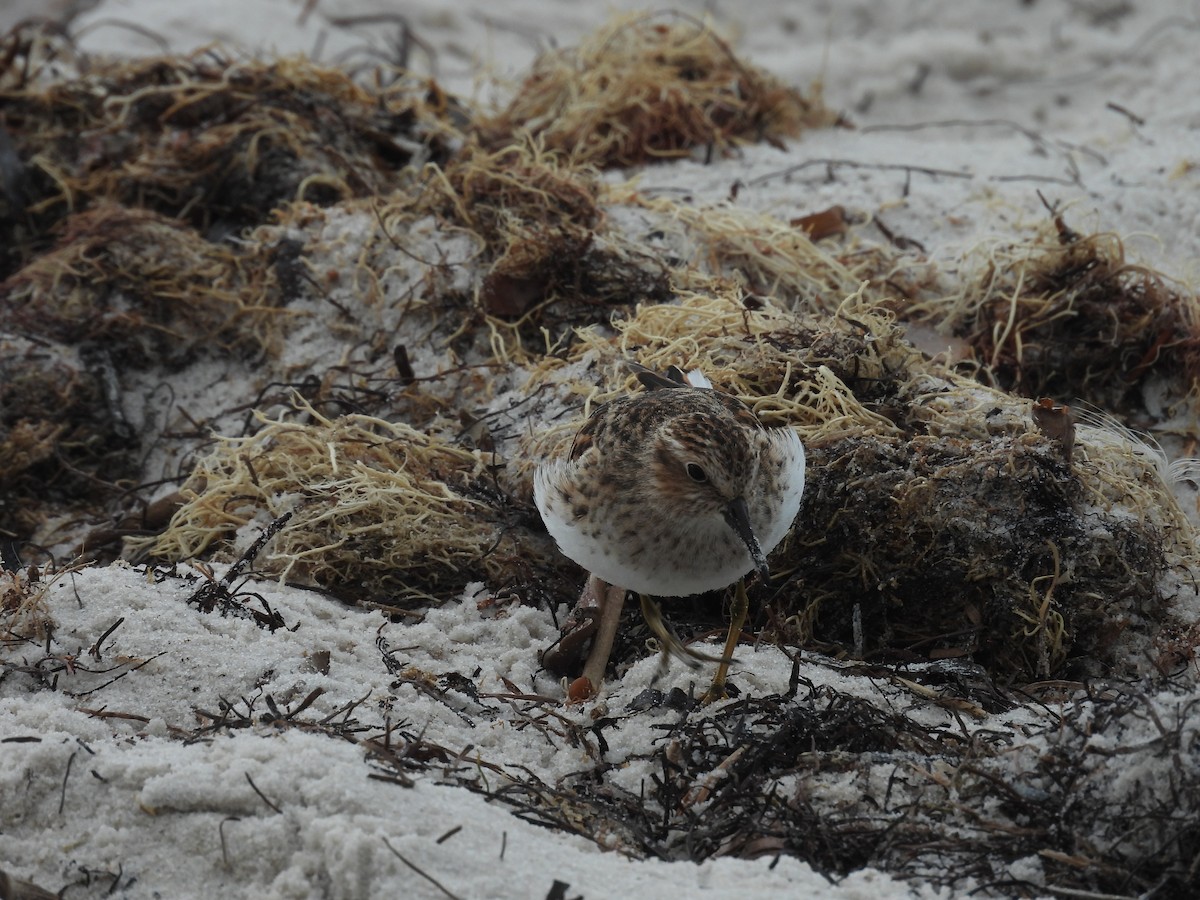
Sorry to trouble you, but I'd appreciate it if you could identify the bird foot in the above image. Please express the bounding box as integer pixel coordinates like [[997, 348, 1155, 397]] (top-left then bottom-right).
[[542, 574, 628, 700], [539, 602, 600, 677]]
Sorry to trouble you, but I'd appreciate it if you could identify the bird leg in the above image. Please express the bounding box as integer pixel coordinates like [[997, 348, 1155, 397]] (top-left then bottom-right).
[[539, 581, 600, 677], [551, 578, 749, 700], [638, 594, 723, 680], [578, 574, 628, 696], [702, 578, 750, 704]]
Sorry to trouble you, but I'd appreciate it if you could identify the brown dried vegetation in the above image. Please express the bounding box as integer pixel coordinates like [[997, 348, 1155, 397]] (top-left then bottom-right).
[[479, 13, 836, 167], [131, 398, 558, 607], [918, 215, 1200, 414], [1, 204, 278, 364], [414, 144, 672, 350], [0, 31, 459, 275], [525, 292, 1194, 683]]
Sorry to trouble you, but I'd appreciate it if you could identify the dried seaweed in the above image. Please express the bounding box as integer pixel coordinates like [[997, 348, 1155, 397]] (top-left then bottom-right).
[[604, 188, 925, 317], [522, 290, 1198, 683], [917, 212, 1200, 416], [185, 513, 291, 629], [1, 204, 282, 365], [479, 13, 837, 167], [0, 205, 293, 548], [0, 333, 126, 540], [0, 39, 461, 274], [462, 667, 1200, 896], [131, 396, 549, 606], [407, 142, 673, 357], [186, 687, 376, 746]]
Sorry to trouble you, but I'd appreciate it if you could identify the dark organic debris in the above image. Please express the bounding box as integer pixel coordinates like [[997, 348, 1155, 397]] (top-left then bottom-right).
[[0, 334, 124, 539], [1, 205, 278, 366], [466, 666, 1200, 897], [188, 687, 374, 745], [0, 37, 461, 274], [925, 210, 1200, 415], [529, 293, 1194, 684], [185, 513, 291, 629], [409, 142, 673, 355]]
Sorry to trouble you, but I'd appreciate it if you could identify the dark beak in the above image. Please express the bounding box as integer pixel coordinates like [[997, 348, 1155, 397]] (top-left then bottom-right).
[[724, 496, 770, 580]]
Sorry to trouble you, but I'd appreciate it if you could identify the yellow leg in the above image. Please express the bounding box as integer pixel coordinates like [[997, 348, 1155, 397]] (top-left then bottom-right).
[[639, 594, 722, 675], [640, 593, 690, 676], [702, 578, 749, 704]]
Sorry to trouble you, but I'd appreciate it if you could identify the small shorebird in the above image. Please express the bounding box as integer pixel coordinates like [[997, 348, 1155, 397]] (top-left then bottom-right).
[[535, 365, 806, 700]]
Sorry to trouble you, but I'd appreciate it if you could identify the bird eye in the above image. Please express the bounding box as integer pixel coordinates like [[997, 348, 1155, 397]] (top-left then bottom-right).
[[686, 463, 708, 482]]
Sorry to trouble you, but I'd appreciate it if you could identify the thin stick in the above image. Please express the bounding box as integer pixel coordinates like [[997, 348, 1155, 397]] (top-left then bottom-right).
[[244, 773, 281, 814], [381, 837, 462, 900], [58, 751, 76, 815]]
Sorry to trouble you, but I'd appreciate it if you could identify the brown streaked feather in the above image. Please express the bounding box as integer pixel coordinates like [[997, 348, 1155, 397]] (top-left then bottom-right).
[[568, 412, 602, 461], [567, 396, 623, 461], [710, 391, 764, 432], [568, 380, 764, 463]]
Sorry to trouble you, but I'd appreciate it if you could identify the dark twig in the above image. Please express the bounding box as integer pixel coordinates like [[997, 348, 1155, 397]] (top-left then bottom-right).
[[88, 617, 125, 660], [743, 157, 971, 190], [59, 751, 75, 815], [382, 837, 462, 900], [1105, 101, 1145, 127], [186, 513, 291, 629], [66, 652, 167, 698], [219, 816, 241, 870], [244, 773, 282, 814]]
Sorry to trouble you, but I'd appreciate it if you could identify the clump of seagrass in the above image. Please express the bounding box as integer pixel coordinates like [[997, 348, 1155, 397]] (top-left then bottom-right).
[[1, 205, 281, 366], [921, 212, 1200, 414], [411, 142, 672, 353], [0, 333, 127, 539], [604, 188, 929, 316], [480, 12, 836, 167], [0, 35, 461, 277], [131, 399, 527, 606], [523, 289, 1199, 682]]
